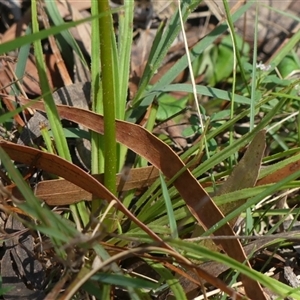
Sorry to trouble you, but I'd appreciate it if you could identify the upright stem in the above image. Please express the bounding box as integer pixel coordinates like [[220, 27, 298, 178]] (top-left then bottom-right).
[[98, 0, 117, 196]]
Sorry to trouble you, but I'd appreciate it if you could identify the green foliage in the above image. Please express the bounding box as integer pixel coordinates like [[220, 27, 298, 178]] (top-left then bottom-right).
[[195, 34, 250, 86], [1, 0, 300, 299], [156, 94, 188, 121]]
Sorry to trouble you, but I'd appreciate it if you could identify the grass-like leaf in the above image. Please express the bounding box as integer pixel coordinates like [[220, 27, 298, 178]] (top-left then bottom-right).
[[44, 1, 87, 66], [160, 172, 178, 239], [91, 273, 158, 290], [0, 13, 110, 55], [31, 1, 71, 161]]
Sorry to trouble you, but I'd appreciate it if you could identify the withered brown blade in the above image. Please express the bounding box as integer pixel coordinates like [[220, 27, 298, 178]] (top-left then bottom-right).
[[11, 167, 159, 206]]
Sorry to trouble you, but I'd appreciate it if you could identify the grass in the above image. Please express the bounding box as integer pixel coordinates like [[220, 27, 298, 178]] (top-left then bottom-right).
[[1, 0, 300, 299]]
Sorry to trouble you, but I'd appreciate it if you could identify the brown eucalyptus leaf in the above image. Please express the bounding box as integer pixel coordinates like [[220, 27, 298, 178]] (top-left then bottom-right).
[[11, 166, 159, 205], [257, 159, 300, 186]]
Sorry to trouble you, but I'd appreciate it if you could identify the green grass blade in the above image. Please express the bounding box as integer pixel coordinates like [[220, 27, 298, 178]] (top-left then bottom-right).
[[155, 83, 260, 105], [0, 14, 108, 55], [222, 0, 250, 95], [263, 27, 300, 76], [159, 172, 178, 239], [92, 244, 141, 299], [91, 273, 158, 290], [90, 0, 104, 177], [0, 100, 41, 123], [45, 1, 88, 66], [214, 184, 291, 207], [115, 0, 135, 170], [117, 0, 134, 119], [11, 27, 31, 95], [151, 262, 187, 300], [31, 0, 71, 161], [250, 3, 259, 131], [130, 19, 166, 106]]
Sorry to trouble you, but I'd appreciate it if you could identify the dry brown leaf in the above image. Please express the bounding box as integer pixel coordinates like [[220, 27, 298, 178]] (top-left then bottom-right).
[[2, 96, 266, 299], [257, 158, 300, 186], [39, 6, 72, 87], [0, 53, 62, 95], [11, 166, 159, 205], [0, 2, 90, 44], [66, 6, 92, 57], [164, 260, 245, 300]]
